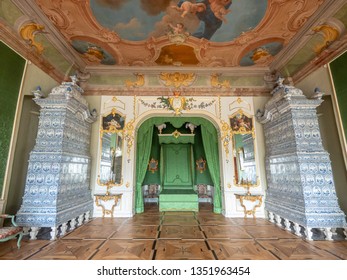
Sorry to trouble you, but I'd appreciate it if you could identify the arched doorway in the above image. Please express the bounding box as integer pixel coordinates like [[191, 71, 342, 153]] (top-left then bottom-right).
[[134, 116, 222, 214]]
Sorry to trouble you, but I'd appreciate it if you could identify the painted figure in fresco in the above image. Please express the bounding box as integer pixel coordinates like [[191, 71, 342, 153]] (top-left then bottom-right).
[[230, 113, 252, 132], [171, 1, 207, 18], [174, 0, 232, 40], [209, 0, 231, 23], [168, 22, 189, 35]]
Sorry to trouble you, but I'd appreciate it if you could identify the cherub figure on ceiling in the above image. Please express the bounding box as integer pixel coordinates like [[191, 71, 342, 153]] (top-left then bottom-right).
[[172, 0, 232, 40], [171, 1, 207, 18]]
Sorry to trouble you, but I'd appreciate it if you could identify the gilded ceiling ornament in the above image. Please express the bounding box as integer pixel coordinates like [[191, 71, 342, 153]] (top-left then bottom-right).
[[159, 72, 196, 88], [125, 73, 145, 88], [211, 73, 230, 89], [19, 22, 46, 54], [312, 24, 340, 55]]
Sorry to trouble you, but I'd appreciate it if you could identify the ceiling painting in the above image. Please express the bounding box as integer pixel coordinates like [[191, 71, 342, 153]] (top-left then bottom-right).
[[28, 0, 328, 70], [2, 0, 346, 90], [71, 40, 117, 65], [155, 44, 199, 66], [90, 0, 267, 42], [240, 42, 284, 67]]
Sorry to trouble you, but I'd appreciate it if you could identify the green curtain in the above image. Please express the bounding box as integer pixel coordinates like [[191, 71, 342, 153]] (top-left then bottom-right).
[[142, 129, 160, 185], [135, 124, 154, 213], [193, 126, 213, 185], [201, 125, 222, 213]]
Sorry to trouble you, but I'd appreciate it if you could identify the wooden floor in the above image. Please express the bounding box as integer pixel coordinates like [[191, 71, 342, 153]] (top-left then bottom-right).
[[1, 203, 347, 260]]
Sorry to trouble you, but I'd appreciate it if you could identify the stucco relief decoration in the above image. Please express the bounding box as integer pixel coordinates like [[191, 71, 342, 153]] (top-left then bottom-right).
[[19, 22, 46, 54], [159, 72, 196, 88], [139, 93, 216, 115], [220, 119, 231, 158], [125, 73, 145, 88], [211, 73, 230, 89], [31, 0, 326, 70], [124, 119, 135, 157], [158, 91, 195, 115]]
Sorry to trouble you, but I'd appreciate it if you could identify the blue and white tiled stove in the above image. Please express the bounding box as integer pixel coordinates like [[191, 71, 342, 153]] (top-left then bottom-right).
[[16, 77, 96, 240], [257, 79, 347, 240]]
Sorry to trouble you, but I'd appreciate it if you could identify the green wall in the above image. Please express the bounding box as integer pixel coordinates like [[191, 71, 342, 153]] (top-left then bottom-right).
[[142, 122, 213, 186], [0, 41, 26, 195], [330, 51, 347, 139]]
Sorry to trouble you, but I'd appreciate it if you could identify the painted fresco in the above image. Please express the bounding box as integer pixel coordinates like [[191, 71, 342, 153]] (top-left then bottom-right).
[[240, 42, 284, 66], [90, 0, 267, 42], [72, 40, 116, 65]]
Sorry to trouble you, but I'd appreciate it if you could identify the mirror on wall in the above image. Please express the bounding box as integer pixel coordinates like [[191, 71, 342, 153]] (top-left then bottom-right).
[[230, 110, 258, 187], [98, 109, 125, 191]]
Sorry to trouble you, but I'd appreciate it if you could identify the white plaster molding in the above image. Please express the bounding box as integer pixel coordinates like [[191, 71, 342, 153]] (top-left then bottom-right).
[[85, 65, 269, 76]]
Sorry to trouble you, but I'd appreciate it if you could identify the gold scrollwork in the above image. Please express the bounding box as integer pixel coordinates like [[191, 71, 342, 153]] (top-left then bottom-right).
[[220, 119, 231, 157], [211, 73, 230, 89], [125, 73, 145, 88], [19, 22, 45, 54], [234, 194, 263, 218], [94, 194, 123, 217], [159, 72, 195, 88], [97, 176, 123, 195], [124, 119, 135, 157]]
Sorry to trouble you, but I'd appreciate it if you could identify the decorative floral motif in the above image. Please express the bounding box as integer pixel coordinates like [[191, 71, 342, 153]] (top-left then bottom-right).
[[139, 97, 215, 112]]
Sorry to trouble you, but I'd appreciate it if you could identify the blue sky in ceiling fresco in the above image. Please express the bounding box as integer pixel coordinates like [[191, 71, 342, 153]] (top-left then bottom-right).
[[240, 42, 284, 66], [72, 40, 116, 65], [90, 0, 267, 42]]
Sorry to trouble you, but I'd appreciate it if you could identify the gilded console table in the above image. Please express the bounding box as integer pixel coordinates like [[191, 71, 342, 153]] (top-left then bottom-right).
[[235, 194, 263, 218], [94, 194, 123, 217]]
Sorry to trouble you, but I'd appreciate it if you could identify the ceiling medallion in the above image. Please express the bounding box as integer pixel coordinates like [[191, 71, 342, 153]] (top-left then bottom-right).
[[159, 72, 196, 88]]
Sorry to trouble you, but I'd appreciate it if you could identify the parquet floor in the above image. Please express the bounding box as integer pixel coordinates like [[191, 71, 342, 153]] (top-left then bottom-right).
[[1, 203, 346, 260]]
